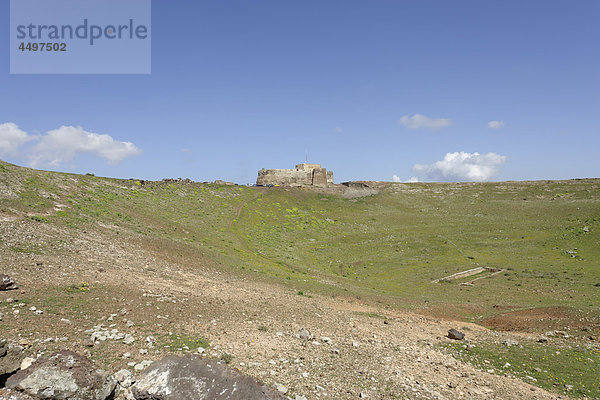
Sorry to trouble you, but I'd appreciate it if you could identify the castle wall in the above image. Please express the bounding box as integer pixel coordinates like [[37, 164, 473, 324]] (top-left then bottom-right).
[[256, 168, 313, 186], [256, 164, 334, 187]]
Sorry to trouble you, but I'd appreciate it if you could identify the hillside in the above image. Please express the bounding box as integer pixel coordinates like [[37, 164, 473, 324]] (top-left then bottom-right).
[[1, 159, 599, 399]]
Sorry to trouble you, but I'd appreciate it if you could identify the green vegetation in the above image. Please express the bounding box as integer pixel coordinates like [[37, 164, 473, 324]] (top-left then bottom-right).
[[220, 352, 233, 364], [1, 160, 599, 396], [354, 311, 387, 320], [444, 341, 600, 398], [163, 334, 210, 352], [67, 282, 91, 293], [1, 161, 598, 320]]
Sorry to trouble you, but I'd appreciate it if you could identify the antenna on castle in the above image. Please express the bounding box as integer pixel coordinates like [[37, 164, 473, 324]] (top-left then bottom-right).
[[305, 149, 308, 163]]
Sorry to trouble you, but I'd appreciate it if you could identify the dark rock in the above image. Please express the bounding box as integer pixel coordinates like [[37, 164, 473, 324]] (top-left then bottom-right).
[[0, 340, 25, 378], [131, 355, 285, 400], [447, 329, 465, 340], [0, 275, 18, 291], [6, 350, 116, 400]]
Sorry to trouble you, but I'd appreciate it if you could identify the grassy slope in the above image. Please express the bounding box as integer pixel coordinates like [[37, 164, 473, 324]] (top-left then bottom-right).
[[2, 160, 599, 322], [2, 160, 600, 398]]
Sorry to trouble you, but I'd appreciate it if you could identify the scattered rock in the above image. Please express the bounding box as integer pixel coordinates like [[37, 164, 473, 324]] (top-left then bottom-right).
[[145, 336, 156, 348], [6, 350, 116, 400], [0, 275, 18, 291], [352, 340, 360, 347], [123, 334, 135, 345], [298, 328, 311, 341], [274, 383, 287, 394], [447, 329, 465, 340], [537, 335, 548, 343], [131, 355, 285, 399], [502, 339, 519, 347], [0, 388, 36, 399], [134, 360, 153, 372], [20, 357, 36, 371], [114, 369, 135, 388], [60, 318, 71, 325]]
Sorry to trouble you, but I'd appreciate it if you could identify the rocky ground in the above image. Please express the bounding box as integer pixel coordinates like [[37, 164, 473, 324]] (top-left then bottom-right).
[[0, 214, 569, 400]]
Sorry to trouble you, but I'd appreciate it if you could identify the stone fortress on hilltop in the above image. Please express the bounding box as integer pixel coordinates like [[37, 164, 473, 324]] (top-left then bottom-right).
[[256, 163, 334, 187]]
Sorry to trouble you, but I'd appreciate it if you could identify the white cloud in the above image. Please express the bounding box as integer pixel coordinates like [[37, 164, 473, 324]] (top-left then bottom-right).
[[334, 127, 343, 133], [399, 114, 452, 130], [412, 151, 507, 182], [392, 175, 419, 183], [488, 120, 505, 129], [0, 122, 142, 167], [0, 123, 33, 156], [29, 125, 142, 167]]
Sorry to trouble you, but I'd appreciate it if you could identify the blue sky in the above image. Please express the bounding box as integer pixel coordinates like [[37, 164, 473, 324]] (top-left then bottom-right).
[[1, 0, 599, 183]]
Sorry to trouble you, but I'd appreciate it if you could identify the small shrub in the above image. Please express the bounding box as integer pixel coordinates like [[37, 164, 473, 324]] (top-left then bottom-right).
[[220, 353, 233, 364], [67, 282, 90, 293], [165, 334, 209, 351]]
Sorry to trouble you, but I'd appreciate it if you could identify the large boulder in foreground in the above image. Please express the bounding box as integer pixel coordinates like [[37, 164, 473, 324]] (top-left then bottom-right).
[[6, 350, 116, 400], [132, 355, 284, 400]]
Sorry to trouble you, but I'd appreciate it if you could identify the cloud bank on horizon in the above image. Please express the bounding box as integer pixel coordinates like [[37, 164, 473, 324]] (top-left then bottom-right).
[[0, 122, 142, 168], [406, 151, 507, 182]]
